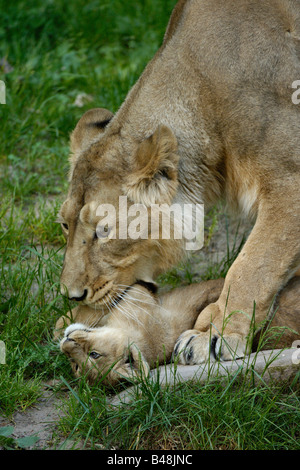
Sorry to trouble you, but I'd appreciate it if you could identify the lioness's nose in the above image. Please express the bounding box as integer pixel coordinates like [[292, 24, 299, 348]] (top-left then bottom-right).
[[60, 284, 88, 301], [70, 289, 88, 301]]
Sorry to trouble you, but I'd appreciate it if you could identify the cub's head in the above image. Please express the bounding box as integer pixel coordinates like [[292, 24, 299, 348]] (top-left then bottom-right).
[[58, 108, 183, 308], [60, 323, 149, 385]]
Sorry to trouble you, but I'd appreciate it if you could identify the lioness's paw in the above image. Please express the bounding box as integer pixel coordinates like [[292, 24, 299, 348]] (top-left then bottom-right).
[[173, 330, 247, 365]]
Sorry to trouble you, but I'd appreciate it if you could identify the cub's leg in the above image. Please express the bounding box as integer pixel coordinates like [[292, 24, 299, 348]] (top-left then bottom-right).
[[175, 189, 300, 364]]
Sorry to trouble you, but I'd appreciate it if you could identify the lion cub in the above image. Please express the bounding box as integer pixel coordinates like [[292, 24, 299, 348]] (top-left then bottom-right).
[[59, 277, 300, 386]]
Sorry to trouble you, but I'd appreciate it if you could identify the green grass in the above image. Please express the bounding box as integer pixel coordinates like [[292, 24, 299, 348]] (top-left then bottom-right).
[[56, 374, 300, 450], [56, 345, 300, 450], [0, 0, 299, 450]]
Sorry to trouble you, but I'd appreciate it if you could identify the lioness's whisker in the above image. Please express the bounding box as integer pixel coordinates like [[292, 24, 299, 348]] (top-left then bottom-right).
[[117, 286, 169, 314], [114, 285, 166, 318], [104, 295, 120, 323], [91, 304, 107, 328], [115, 302, 144, 326], [118, 294, 161, 326], [83, 306, 103, 329], [114, 286, 154, 307], [117, 297, 153, 332], [121, 294, 157, 316], [125, 293, 166, 312], [107, 292, 142, 325], [117, 284, 158, 299], [113, 290, 152, 327], [117, 286, 161, 307], [105, 294, 119, 317]]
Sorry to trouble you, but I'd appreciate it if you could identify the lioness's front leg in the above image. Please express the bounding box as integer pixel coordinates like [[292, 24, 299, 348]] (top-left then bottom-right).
[[175, 192, 300, 364]]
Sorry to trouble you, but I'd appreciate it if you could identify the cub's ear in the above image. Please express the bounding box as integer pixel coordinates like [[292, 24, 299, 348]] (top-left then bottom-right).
[[113, 344, 150, 382], [124, 126, 179, 205], [69, 108, 114, 178]]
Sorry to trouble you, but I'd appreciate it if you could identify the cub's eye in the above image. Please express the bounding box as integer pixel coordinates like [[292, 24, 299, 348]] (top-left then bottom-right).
[[95, 224, 111, 239], [61, 223, 69, 231], [89, 351, 101, 359]]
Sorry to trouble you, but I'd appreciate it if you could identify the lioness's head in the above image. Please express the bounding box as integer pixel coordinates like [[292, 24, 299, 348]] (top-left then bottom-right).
[[60, 323, 149, 385], [58, 108, 183, 307]]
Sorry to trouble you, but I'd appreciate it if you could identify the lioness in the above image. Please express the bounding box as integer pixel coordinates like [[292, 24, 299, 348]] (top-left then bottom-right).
[[57, 0, 300, 364], [60, 277, 300, 386]]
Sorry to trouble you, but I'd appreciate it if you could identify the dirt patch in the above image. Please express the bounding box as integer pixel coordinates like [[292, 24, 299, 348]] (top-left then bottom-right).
[[0, 387, 63, 449]]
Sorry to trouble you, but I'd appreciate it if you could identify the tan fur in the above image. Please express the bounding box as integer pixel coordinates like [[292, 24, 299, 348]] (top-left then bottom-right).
[[58, 0, 300, 364], [59, 277, 300, 385], [69, 108, 114, 180]]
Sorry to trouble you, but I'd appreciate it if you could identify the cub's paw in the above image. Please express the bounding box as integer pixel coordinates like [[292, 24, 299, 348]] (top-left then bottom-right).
[[173, 329, 247, 365]]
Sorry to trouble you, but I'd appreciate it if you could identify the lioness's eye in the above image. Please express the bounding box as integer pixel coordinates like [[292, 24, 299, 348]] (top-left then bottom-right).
[[61, 223, 69, 231], [90, 351, 101, 359], [95, 224, 111, 239]]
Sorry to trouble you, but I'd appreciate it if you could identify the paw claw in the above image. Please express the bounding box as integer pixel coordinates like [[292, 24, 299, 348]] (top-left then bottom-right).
[[173, 330, 247, 365]]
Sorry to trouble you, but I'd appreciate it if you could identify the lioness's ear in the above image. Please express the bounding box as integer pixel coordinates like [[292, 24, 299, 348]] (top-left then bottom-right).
[[71, 108, 114, 154], [69, 108, 114, 178], [124, 126, 179, 205]]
